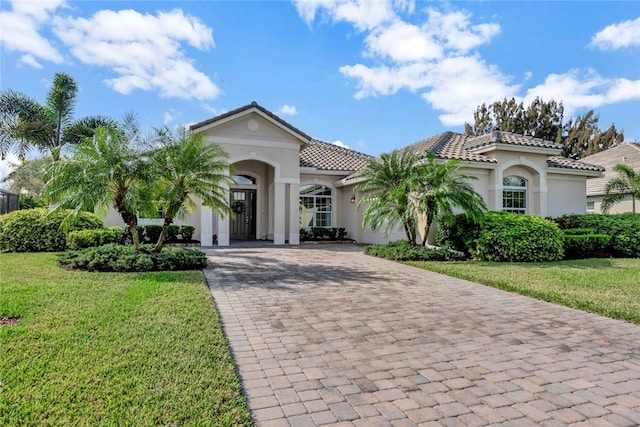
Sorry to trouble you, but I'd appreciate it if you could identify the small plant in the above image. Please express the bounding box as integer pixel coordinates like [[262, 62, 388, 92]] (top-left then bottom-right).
[[300, 227, 349, 241], [58, 244, 207, 272], [180, 225, 195, 241], [167, 225, 180, 242], [67, 227, 127, 249], [365, 240, 465, 261], [337, 227, 347, 239], [144, 225, 163, 243]]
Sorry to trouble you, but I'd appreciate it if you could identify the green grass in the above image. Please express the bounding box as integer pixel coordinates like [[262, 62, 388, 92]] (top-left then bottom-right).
[[406, 258, 640, 325], [0, 253, 250, 426]]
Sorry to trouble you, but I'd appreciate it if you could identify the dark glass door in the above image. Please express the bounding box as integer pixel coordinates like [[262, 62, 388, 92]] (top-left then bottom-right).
[[230, 189, 256, 240]]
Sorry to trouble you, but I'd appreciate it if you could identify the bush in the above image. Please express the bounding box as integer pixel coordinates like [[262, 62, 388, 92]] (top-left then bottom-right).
[[167, 225, 180, 242], [67, 227, 127, 249], [436, 214, 482, 256], [300, 227, 349, 241], [144, 225, 163, 243], [58, 244, 208, 272], [365, 240, 465, 261], [180, 226, 195, 241], [0, 208, 103, 252], [472, 212, 564, 262], [563, 233, 611, 260], [554, 214, 640, 257]]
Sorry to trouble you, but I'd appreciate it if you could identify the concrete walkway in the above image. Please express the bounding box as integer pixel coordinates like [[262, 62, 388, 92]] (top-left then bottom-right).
[[204, 245, 640, 427]]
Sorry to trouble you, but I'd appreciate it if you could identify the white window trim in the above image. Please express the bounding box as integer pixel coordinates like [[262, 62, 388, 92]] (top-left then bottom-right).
[[503, 176, 527, 214]]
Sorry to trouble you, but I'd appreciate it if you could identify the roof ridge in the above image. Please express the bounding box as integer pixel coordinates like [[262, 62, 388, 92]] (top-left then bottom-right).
[[309, 139, 374, 159]]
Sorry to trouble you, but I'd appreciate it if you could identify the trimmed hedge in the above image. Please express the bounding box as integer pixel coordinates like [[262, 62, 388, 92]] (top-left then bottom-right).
[[67, 227, 127, 249], [554, 214, 640, 257], [300, 227, 348, 241], [471, 212, 564, 262], [58, 244, 208, 272], [0, 208, 103, 252], [563, 233, 611, 260], [435, 214, 481, 256], [365, 240, 465, 261], [181, 226, 195, 241]]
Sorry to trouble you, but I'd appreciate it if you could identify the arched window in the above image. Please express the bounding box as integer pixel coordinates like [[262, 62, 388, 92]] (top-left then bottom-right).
[[503, 176, 527, 214], [300, 185, 332, 227], [231, 174, 256, 185]]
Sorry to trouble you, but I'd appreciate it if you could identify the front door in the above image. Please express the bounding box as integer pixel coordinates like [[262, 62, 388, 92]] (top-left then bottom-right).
[[230, 189, 256, 240]]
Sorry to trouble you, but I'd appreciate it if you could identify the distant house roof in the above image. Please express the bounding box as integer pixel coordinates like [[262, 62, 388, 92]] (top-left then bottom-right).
[[190, 101, 313, 143], [300, 140, 373, 171], [580, 143, 640, 195]]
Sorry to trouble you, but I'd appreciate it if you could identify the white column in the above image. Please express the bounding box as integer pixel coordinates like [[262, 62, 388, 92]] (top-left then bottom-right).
[[273, 182, 286, 245], [200, 205, 213, 246], [218, 179, 230, 246], [288, 183, 299, 245]]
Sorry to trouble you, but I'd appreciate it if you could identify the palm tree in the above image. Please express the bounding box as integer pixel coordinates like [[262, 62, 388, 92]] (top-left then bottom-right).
[[148, 128, 233, 252], [416, 153, 487, 246], [0, 72, 115, 161], [45, 124, 151, 248], [602, 163, 640, 213], [355, 150, 423, 244]]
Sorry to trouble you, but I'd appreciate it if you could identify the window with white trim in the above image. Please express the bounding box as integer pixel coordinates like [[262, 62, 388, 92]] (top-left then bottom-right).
[[503, 176, 527, 214], [586, 201, 595, 212], [300, 185, 332, 227]]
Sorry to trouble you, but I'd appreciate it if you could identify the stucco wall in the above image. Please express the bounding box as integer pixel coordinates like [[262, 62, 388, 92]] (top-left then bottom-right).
[[588, 194, 637, 214], [547, 174, 588, 218]]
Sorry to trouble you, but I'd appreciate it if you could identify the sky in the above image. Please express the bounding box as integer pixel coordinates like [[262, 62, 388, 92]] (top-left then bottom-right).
[[1, 0, 639, 182]]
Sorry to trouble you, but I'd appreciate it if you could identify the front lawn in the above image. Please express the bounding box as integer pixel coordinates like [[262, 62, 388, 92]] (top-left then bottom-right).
[[0, 253, 250, 426], [406, 258, 640, 325]]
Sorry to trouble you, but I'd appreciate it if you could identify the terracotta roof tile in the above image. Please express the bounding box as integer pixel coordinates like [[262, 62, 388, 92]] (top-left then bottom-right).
[[465, 130, 563, 151], [300, 140, 373, 171], [403, 131, 496, 163], [547, 156, 605, 172]]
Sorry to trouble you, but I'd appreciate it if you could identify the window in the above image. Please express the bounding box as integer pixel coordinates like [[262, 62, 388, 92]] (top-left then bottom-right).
[[232, 174, 256, 185], [586, 201, 595, 212], [300, 185, 332, 227], [503, 176, 527, 214]]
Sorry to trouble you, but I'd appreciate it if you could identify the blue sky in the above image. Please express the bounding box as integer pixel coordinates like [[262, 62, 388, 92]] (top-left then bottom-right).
[[1, 0, 639, 181]]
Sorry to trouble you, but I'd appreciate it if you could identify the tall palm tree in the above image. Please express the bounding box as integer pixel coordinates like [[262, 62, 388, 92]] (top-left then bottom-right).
[[149, 128, 233, 252], [602, 163, 640, 213], [355, 150, 423, 244], [0, 72, 114, 161], [45, 124, 151, 248], [416, 153, 487, 246]]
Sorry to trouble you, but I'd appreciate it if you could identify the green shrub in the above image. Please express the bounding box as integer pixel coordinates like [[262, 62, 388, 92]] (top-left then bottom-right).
[[18, 193, 45, 209], [365, 240, 465, 261], [554, 213, 640, 257], [563, 234, 611, 260], [337, 228, 347, 240], [301, 227, 349, 241], [472, 212, 564, 262], [167, 225, 180, 242], [58, 244, 208, 272], [561, 228, 595, 236], [311, 227, 326, 239], [0, 208, 103, 252], [180, 226, 195, 241], [144, 225, 163, 243], [436, 214, 483, 256], [300, 228, 312, 241], [67, 227, 127, 249]]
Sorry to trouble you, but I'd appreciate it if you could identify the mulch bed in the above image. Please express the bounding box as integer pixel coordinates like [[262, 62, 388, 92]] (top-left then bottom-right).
[[0, 316, 22, 327]]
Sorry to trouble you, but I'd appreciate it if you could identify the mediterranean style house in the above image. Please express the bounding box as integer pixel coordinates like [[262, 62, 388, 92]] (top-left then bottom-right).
[[581, 143, 640, 214], [103, 102, 605, 246]]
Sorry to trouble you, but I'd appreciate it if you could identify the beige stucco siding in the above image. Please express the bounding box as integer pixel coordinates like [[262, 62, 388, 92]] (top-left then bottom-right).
[[588, 194, 636, 214], [547, 174, 588, 218]]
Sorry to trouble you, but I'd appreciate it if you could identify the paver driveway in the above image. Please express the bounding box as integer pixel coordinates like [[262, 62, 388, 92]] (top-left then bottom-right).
[[204, 245, 640, 427]]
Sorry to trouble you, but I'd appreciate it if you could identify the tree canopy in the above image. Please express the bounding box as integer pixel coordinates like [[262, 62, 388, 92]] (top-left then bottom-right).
[[0, 72, 115, 161], [464, 97, 624, 159]]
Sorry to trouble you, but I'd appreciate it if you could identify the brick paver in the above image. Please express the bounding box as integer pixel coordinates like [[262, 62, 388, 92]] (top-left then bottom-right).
[[204, 245, 640, 426]]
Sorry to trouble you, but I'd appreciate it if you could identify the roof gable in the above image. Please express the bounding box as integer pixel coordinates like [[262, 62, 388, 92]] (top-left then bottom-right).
[[190, 102, 312, 145], [580, 143, 640, 195]]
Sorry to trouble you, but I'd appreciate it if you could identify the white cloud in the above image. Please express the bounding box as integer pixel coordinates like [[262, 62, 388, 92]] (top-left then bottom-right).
[[298, 4, 510, 126], [278, 105, 298, 116], [524, 69, 640, 118], [163, 110, 175, 125], [0, 0, 64, 64], [293, 0, 396, 31], [52, 8, 220, 100], [200, 103, 224, 116], [590, 17, 640, 50], [19, 54, 44, 69], [332, 140, 350, 149]]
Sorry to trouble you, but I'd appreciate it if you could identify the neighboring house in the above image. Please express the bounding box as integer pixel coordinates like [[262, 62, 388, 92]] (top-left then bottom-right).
[[581, 143, 640, 213], [0, 189, 19, 215], [102, 102, 604, 246]]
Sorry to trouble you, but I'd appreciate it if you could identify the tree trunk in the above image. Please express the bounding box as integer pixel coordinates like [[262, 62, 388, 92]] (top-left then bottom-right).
[[422, 214, 434, 247], [152, 217, 173, 253]]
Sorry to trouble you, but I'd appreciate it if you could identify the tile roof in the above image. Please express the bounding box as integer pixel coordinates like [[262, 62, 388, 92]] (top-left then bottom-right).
[[402, 131, 496, 163], [580, 143, 640, 195], [189, 101, 312, 142], [465, 130, 563, 151], [300, 140, 373, 171], [546, 156, 605, 172]]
